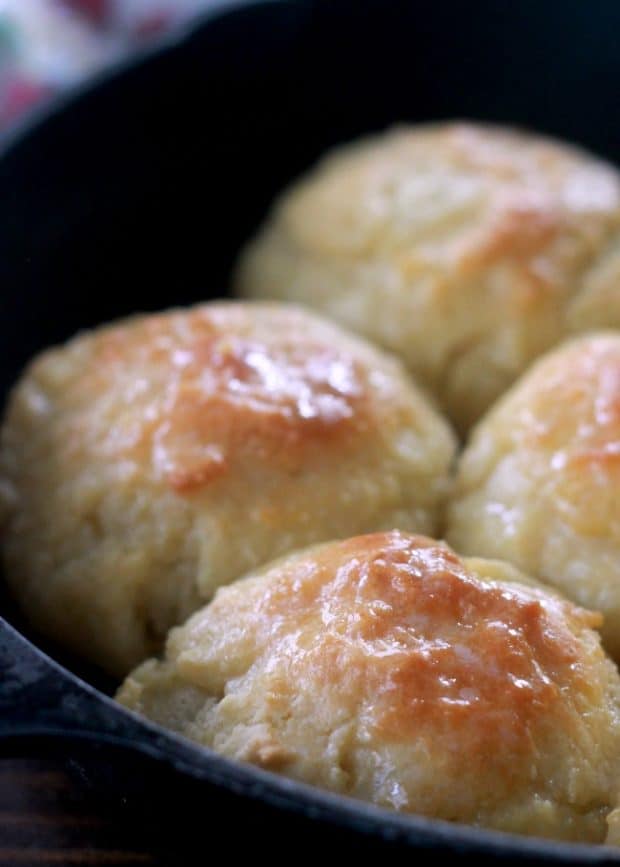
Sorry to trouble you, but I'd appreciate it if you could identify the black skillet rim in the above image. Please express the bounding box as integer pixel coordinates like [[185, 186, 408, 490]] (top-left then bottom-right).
[[0, 0, 619, 861]]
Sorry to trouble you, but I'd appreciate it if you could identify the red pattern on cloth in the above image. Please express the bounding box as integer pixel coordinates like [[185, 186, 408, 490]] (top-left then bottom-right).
[[0, 0, 222, 132], [0, 75, 54, 129], [62, 1, 109, 25]]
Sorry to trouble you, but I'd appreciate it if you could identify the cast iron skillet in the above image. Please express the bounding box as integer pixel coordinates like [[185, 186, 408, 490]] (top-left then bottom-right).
[[1, 0, 620, 861]]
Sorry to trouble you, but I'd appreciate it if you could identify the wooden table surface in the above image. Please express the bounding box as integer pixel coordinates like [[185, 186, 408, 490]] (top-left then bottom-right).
[[0, 758, 160, 866]]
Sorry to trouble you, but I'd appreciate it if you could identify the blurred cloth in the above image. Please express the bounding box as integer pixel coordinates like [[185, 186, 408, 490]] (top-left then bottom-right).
[[0, 0, 229, 130]]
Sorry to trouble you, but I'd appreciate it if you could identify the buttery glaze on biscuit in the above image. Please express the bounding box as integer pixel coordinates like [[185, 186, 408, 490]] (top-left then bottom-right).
[[83, 311, 370, 492], [118, 531, 620, 843], [0, 302, 455, 675], [236, 123, 620, 432], [447, 332, 620, 660]]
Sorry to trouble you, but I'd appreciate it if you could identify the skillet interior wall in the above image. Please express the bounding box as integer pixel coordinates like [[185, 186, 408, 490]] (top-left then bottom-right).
[[0, 0, 618, 680]]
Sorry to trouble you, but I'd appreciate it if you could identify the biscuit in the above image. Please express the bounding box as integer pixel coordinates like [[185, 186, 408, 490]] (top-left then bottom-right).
[[0, 303, 455, 675], [118, 531, 620, 842], [236, 123, 620, 432], [447, 332, 620, 661]]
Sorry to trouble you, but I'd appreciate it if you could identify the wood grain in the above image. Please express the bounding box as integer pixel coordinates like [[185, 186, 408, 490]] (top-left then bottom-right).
[[0, 759, 158, 866]]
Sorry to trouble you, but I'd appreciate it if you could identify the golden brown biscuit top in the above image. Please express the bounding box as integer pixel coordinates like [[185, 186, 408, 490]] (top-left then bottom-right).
[[152, 336, 365, 492], [485, 333, 620, 536], [510, 334, 620, 452], [177, 532, 599, 759], [278, 124, 620, 279], [32, 305, 376, 494]]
